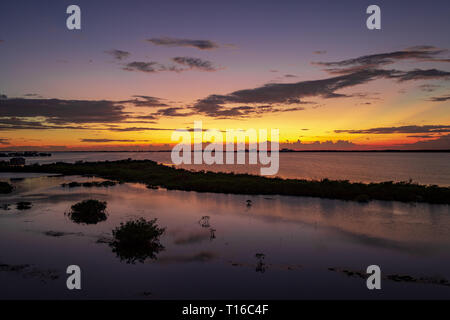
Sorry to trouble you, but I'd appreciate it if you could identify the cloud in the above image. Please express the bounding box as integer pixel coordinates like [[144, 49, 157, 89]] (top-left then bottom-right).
[[419, 84, 441, 92], [147, 37, 219, 50], [398, 134, 450, 149], [406, 134, 436, 138], [394, 68, 450, 82], [335, 125, 450, 134], [427, 95, 450, 102], [284, 74, 297, 78], [120, 95, 169, 107], [105, 49, 130, 60], [192, 68, 397, 117], [122, 58, 218, 74], [189, 46, 450, 118], [23, 93, 43, 98], [281, 139, 357, 150], [123, 61, 159, 73], [0, 138, 10, 145], [313, 50, 327, 54], [155, 107, 195, 117], [172, 56, 217, 71], [0, 98, 128, 125], [80, 139, 150, 143], [314, 46, 448, 73], [105, 126, 175, 132]]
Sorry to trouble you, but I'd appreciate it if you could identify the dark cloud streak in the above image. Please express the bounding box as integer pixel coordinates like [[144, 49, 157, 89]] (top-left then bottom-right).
[[147, 37, 219, 50]]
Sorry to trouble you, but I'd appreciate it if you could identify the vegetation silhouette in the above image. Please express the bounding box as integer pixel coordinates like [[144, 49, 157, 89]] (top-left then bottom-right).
[[16, 201, 32, 210], [199, 216, 210, 228], [2, 160, 450, 204], [255, 253, 266, 273], [61, 180, 117, 188], [0, 181, 13, 194], [110, 218, 166, 264], [66, 199, 108, 224]]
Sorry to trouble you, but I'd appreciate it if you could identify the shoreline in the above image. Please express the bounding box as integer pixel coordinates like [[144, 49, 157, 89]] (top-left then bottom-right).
[[1, 160, 449, 205]]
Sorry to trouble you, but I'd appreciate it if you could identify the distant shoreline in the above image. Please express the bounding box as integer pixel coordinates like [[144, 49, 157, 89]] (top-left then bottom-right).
[[0, 149, 449, 153], [1, 160, 449, 205]]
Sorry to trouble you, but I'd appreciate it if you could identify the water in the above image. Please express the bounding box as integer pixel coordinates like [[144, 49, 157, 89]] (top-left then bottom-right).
[[7, 151, 450, 186], [0, 174, 449, 299]]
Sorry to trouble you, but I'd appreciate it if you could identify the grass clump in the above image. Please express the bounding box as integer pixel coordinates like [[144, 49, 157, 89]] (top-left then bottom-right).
[[67, 199, 107, 224], [0, 181, 13, 194], [110, 218, 165, 264]]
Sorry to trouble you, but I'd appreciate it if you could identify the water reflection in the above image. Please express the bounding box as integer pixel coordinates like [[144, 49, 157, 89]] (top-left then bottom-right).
[[1, 174, 450, 299], [255, 253, 266, 273], [209, 228, 216, 240]]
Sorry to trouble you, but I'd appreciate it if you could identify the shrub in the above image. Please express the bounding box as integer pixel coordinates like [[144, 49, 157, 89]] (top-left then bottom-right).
[[16, 201, 32, 210], [110, 218, 165, 264], [67, 199, 107, 224], [0, 181, 13, 194]]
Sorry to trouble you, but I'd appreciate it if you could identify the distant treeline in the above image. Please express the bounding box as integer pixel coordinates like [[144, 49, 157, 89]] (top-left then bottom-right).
[[0, 152, 51, 157]]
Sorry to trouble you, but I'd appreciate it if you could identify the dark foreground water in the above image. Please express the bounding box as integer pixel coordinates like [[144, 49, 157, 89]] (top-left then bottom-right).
[[0, 174, 449, 299]]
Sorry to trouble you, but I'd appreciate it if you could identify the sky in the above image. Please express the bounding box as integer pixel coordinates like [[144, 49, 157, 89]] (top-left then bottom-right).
[[0, 0, 449, 150]]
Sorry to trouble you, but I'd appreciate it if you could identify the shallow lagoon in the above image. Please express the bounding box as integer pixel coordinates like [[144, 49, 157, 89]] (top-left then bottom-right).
[[0, 174, 449, 299]]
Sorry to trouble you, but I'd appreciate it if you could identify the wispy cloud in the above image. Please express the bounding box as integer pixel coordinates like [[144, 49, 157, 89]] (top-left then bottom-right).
[[172, 56, 217, 71], [190, 47, 450, 118], [120, 95, 169, 108], [418, 84, 441, 92], [123, 61, 159, 73], [80, 138, 150, 143], [335, 125, 450, 134], [427, 94, 450, 102], [123, 57, 219, 74], [147, 37, 220, 50], [313, 46, 449, 74], [0, 98, 128, 124], [105, 49, 130, 60]]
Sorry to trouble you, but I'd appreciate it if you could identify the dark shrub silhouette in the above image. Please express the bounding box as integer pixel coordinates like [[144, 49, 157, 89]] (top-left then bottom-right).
[[0, 181, 13, 194], [110, 218, 165, 264], [67, 199, 107, 224], [16, 201, 32, 210]]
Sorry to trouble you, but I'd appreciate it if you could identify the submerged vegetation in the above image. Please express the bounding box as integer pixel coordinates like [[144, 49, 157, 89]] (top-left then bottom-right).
[[1, 160, 450, 204], [110, 218, 165, 264], [0, 181, 13, 194], [66, 199, 108, 224]]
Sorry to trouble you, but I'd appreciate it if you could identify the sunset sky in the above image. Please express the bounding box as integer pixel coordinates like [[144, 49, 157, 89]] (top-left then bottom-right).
[[0, 0, 449, 150]]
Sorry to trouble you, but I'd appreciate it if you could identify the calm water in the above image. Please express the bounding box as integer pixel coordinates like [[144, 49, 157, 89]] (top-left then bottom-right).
[[0, 174, 449, 299], [8, 151, 450, 186]]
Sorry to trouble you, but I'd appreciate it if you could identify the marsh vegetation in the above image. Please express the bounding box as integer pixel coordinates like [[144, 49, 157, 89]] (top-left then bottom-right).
[[66, 199, 108, 224], [1, 160, 449, 204]]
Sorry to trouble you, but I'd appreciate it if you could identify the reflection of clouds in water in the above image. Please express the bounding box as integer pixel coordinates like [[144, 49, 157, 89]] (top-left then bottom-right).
[[0, 262, 60, 283], [173, 230, 210, 245], [156, 251, 216, 264]]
